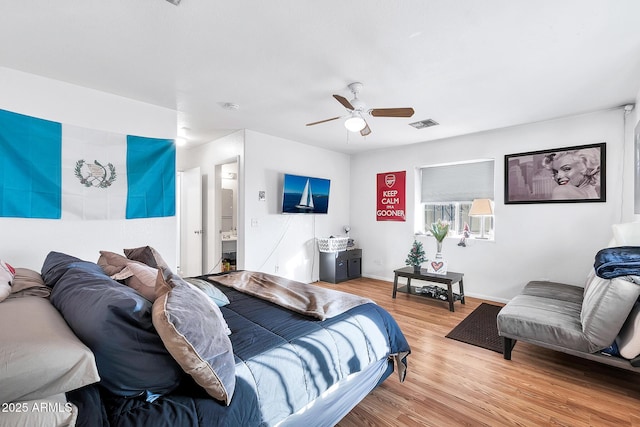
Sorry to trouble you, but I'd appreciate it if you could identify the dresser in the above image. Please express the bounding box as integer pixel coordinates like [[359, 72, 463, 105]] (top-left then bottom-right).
[[319, 248, 362, 283]]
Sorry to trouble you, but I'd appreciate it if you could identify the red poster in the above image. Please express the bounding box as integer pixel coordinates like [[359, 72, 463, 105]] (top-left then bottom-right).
[[376, 171, 406, 222]]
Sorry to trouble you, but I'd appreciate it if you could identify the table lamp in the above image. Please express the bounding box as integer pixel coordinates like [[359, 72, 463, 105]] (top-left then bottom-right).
[[468, 198, 494, 239]]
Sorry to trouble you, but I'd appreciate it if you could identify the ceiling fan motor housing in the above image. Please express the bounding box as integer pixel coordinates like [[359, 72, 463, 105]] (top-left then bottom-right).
[[350, 98, 366, 112], [348, 82, 364, 95]]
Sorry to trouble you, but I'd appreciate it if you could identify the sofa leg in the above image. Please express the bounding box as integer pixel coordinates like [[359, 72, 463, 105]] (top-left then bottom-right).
[[503, 337, 516, 360]]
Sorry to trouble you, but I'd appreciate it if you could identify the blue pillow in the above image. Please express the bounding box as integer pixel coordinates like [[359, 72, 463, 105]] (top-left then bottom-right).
[[184, 277, 230, 307], [41, 251, 86, 286], [44, 252, 183, 398]]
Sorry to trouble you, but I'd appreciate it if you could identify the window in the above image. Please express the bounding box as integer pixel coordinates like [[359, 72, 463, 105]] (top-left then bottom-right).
[[420, 160, 495, 239]]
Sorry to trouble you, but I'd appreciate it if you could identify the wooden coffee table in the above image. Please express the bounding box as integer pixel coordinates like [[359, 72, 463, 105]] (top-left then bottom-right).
[[392, 266, 465, 312]]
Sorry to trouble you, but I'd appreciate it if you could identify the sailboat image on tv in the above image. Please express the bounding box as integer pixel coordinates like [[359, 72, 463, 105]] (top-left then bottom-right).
[[295, 179, 314, 210], [281, 173, 331, 214]]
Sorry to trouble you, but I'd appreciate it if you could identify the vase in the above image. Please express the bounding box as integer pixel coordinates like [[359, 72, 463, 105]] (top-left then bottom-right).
[[427, 240, 448, 275], [413, 264, 421, 273]]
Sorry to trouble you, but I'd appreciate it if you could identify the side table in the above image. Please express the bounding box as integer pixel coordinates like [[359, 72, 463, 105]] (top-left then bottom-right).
[[392, 267, 465, 312]]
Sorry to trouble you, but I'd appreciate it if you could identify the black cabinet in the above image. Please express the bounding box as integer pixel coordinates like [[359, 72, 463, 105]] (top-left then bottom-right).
[[319, 249, 362, 283]]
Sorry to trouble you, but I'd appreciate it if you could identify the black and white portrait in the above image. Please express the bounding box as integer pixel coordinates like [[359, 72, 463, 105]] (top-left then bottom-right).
[[505, 142, 606, 204]]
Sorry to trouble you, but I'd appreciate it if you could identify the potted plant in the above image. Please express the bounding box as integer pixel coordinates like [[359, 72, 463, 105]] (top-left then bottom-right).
[[405, 240, 426, 273], [427, 219, 450, 275], [430, 219, 450, 257]]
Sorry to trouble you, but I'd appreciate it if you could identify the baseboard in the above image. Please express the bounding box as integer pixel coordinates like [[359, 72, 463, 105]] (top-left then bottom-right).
[[362, 273, 390, 282]]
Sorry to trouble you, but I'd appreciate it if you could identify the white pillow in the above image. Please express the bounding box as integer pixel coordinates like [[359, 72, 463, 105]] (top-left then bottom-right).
[[616, 302, 640, 359], [612, 222, 640, 246]]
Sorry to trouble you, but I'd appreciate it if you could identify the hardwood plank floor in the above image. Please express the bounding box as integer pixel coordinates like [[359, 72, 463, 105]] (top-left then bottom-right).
[[315, 277, 640, 427]]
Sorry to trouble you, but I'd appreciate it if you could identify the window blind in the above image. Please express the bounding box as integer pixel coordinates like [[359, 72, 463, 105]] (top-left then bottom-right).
[[421, 160, 494, 203]]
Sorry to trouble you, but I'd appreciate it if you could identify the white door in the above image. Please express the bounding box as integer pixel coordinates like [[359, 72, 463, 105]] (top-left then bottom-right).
[[179, 167, 203, 276]]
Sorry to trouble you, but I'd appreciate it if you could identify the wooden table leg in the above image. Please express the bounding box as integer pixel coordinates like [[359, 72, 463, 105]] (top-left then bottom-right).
[[459, 278, 465, 304], [392, 274, 399, 298], [447, 283, 454, 312]]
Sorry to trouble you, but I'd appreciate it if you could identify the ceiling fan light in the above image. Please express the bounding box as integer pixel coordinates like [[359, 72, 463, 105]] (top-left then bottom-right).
[[344, 114, 366, 132]]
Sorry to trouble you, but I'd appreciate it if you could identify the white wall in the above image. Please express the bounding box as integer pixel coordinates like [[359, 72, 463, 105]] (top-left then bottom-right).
[[634, 91, 640, 220], [177, 130, 244, 274], [351, 109, 628, 302], [0, 67, 178, 270], [220, 162, 239, 233], [243, 130, 350, 283]]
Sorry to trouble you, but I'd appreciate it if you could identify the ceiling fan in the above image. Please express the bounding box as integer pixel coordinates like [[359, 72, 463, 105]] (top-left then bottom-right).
[[306, 82, 415, 136]]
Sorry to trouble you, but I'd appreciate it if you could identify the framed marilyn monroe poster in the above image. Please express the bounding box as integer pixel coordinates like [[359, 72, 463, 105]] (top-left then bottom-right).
[[504, 142, 605, 204]]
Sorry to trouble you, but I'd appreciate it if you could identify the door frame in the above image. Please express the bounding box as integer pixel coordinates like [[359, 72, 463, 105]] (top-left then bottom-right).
[[212, 158, 239, 273]]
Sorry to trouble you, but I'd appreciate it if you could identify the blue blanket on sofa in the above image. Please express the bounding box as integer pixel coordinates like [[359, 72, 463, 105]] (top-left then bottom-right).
[[594, 246, 640, 279]]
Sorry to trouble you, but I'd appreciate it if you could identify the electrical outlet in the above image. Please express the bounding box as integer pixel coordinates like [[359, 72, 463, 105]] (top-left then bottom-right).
[[275, 265, 279, 273]]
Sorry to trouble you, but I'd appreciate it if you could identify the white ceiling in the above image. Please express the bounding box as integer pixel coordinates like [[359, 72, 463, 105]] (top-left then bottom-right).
[[2, 1, 640, 154]]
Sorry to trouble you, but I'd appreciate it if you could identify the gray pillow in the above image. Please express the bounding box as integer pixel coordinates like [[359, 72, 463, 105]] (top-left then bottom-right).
[[153, 268, 235, 405], [581, 270, 640, 351]]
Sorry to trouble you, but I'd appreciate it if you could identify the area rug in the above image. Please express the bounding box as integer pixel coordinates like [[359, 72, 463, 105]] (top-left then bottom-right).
[[445, 303, 503, 353]]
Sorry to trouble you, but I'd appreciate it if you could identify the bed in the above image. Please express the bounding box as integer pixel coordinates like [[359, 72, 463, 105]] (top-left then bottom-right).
[[0, 249, 410, 427]]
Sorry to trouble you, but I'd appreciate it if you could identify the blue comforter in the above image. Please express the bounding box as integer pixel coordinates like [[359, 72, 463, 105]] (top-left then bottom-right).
[[69, 278, 410, 427]]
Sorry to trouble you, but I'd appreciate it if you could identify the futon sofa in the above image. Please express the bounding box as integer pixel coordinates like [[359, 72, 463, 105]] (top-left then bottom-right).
[[497, 223, 640, 372]]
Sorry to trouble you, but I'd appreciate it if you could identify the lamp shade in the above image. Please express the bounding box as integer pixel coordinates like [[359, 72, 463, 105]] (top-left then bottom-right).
[[344, 113, 366, 132], [468, 198, 494, 216]]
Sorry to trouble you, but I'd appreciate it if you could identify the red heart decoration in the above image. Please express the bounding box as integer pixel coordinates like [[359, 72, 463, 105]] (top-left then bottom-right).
[[431, 261, 444, 271]]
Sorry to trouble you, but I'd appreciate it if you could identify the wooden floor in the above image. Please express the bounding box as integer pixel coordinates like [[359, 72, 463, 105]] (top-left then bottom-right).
[[315, 277, 640, 427]]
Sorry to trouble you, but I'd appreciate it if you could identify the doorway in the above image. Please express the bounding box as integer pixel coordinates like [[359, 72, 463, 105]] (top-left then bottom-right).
[[214, 160, 238, 273]]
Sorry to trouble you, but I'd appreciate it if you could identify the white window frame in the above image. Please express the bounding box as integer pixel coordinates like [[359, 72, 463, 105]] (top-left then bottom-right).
[[418, 160, 495, 241]]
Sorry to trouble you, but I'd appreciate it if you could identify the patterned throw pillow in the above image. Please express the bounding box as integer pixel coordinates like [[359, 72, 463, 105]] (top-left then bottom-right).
[[0, 259, 16, 302]]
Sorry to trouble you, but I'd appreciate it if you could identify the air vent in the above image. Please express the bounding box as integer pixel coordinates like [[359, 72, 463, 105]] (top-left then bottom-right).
[[409, 119, 439, 129]]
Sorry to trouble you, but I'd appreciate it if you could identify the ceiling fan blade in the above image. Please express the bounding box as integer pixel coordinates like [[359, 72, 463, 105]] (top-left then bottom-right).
[[370, 107, 415, 118], [306, 116, 341, 126], [360, 122, 371, 136], [333, 95, 354, 110]]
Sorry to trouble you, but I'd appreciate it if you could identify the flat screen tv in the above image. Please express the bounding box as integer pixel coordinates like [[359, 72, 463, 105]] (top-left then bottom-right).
[[281, 173, 330, 214]]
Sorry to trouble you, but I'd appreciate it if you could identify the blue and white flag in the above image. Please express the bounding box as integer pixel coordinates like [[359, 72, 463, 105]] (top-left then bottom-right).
[[0, 109, 175, 220]]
